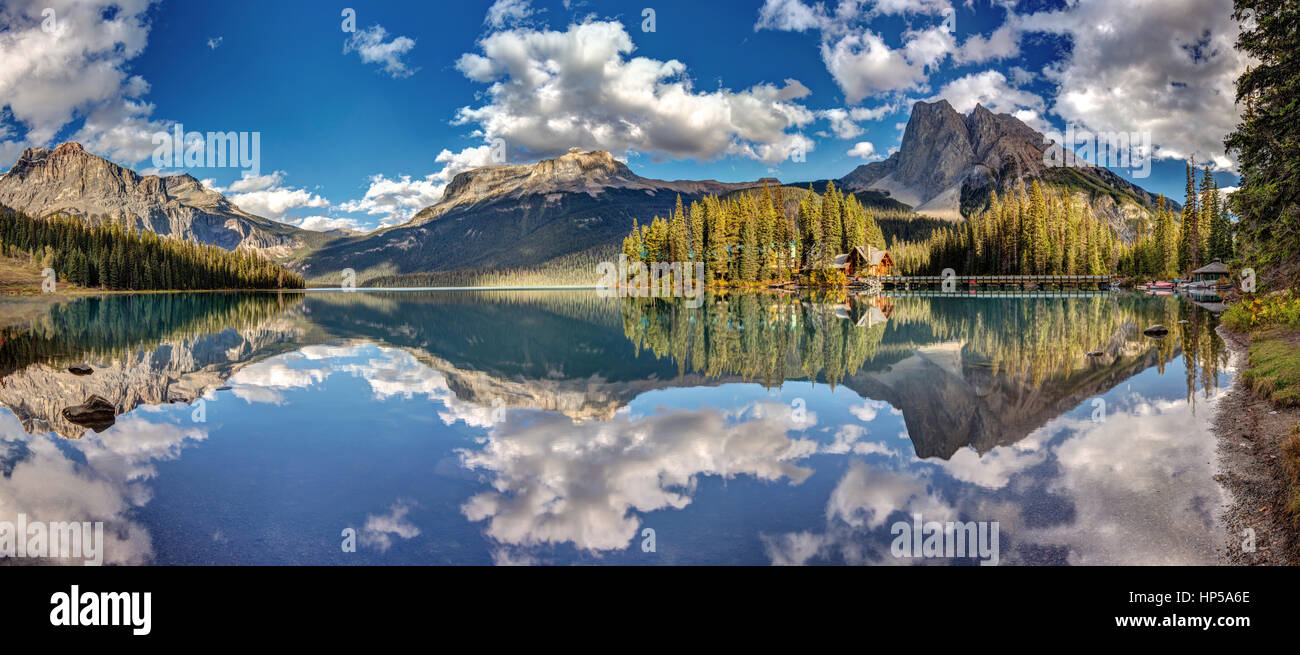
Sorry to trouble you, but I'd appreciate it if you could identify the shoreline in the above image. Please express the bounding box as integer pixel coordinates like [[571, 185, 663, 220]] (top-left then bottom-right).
[[1214, 324, 1300, 565]]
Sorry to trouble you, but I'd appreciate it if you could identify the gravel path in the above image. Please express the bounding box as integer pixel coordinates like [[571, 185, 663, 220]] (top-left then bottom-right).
[[1214, 325, 1300, 565]]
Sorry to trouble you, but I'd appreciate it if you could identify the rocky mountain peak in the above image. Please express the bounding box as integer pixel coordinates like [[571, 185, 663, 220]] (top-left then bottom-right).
[[839, 99, 1167, 234], [411, 148, 740, 226], [0, 142, 306, 255], [530, 148, 630, 185]]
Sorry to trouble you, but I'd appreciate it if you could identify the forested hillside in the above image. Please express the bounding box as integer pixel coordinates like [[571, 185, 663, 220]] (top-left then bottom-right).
[[0, 205, 304, 290]]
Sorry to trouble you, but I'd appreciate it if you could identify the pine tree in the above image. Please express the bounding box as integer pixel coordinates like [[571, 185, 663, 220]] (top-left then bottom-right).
[[668, 202, 689, 265], [820, 182, 843, 268], [1028, 180, 1049, 274], [739, 207, 759, 283], [1180, 159, 1199, 273]]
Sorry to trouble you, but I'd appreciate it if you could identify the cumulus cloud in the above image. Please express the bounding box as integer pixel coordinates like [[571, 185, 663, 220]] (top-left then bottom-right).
[[450, 20, 815, 164], [294, 215, 362, 233], [339, 171, 454, 228], [458, 401, 819, 552], [819, 105, 894, 139], [0, 0, 174, 166], [214, 170, 331, 221], [1016, 0, 1249, 168], [359, 500, 421, 552], [227, 354, 331, 390], [206, 36, 222, 50], [227, 170, 285, 193], [0, 411, 206, 565], [821, 27, 955, 103], [337, 144, 508, 228], [342, 16, 820, 229], [954, 23, 1019, 64], [1016, 392, 1230, 565], [846, 141, 881, 160], [849, 399, 897, 422], [485, 0, 535, 29], [761, 459, 956, 565], [343, 25, 418, 78], [756, 1, 956, 104], [755, 0, 826, 31], [926, 70, 1048, 131]]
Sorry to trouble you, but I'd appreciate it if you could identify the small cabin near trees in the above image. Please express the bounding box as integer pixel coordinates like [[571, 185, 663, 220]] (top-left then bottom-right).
[[832, 246, 894, 277], [1189, 259, 1230, 285]]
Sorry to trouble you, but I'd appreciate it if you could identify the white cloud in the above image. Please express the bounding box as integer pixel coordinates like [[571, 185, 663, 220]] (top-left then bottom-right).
[[926, 70, 1048, 131], [210, 170, 331, 222], [227, 170, 285, 193], [756, 2, 956, 104], [819, 105, 894, 140], [485, 0, 535, 29], [229, 185, 329, 221], [847, 141, 881, 159], [1007, 66, 1035, 86], [820, 27, 955, 103], [819, 108, 865, 139], [1017, 393, 1231, 565], [459, 401, 819, 552], [1017, 0, 1249, 168], [294, 215, 362, 233], [870, 0, 952, 15], [849, 399, 893, 422], [954, 23, 1019, 64], [0, 411, 206, 565], [338, 161, 470, 228], [755, 0, 826, 32], [450, 21, 815, 164], [359, 500, 421, 552], [343, 25, 418, 79], [207, 36, 223, 50], [0, 0, 174, 166]]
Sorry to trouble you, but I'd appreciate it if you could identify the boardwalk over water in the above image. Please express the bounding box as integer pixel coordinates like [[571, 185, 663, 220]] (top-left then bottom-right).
[[875, 275, 1113, 290]]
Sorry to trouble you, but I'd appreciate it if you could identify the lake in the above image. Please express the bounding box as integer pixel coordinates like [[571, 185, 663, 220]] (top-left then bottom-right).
[[0, 289, 1234, 565]]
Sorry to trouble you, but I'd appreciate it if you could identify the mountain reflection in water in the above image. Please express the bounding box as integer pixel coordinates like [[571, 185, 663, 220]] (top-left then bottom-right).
[[0, 290, 1232, 565]]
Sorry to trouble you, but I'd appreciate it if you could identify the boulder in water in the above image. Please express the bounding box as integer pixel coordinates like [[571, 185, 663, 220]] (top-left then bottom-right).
[[68, 363, 94, 376], [62, 395, 116, 433], [1143, 325, 1169, 336]]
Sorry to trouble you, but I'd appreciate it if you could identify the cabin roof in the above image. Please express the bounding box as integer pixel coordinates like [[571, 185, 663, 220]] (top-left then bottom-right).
[[849, 245, 891, 266], [1190, 259, 1229, 275], [856, 306, 888, 328]]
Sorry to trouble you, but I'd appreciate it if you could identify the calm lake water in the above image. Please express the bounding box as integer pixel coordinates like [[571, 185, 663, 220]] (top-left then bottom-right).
[[0, 289, 1235, 565]]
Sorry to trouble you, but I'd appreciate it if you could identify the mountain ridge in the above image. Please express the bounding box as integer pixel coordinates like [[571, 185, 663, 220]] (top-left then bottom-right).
[[839, 100, 1174, 237], [300, 148, 772, 278], [0, 142, 317, 257]]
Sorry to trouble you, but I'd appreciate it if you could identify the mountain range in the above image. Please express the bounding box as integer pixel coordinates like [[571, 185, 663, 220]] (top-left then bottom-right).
[[0, 101, 1175, 280], [839, 100, 1172, 231], [0, 142, 324, 257]]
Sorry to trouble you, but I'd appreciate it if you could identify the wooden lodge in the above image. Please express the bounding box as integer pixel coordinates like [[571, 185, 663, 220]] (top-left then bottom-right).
[[1189, 259, 1230, 284], [831, 246, 894, 277]]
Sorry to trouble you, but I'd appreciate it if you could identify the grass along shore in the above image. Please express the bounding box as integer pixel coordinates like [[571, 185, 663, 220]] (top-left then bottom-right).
[[1217, 289, 1300, 562]]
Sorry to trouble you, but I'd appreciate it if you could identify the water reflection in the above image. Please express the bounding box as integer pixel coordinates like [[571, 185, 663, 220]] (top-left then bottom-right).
[[0, 290, 1233, 565]]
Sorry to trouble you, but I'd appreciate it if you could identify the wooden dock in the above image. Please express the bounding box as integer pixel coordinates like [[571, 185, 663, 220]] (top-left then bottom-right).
[[874, 275, 1113, 290]]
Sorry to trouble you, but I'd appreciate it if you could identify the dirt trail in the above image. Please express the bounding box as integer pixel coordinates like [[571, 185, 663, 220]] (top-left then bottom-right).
[[1214, 326, 1300, 565]]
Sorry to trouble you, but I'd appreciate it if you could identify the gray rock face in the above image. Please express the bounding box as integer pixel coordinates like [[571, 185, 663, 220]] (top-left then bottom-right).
[[304, 148, 768, 276], [411, 148, 760, 226], [0, 318, 305, 439], [839, 100, 1171, 237], [0, 142, 307, 256]]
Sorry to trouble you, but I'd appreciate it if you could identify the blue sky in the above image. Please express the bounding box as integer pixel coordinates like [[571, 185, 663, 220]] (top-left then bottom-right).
[[0, 0, 1247, 231]]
